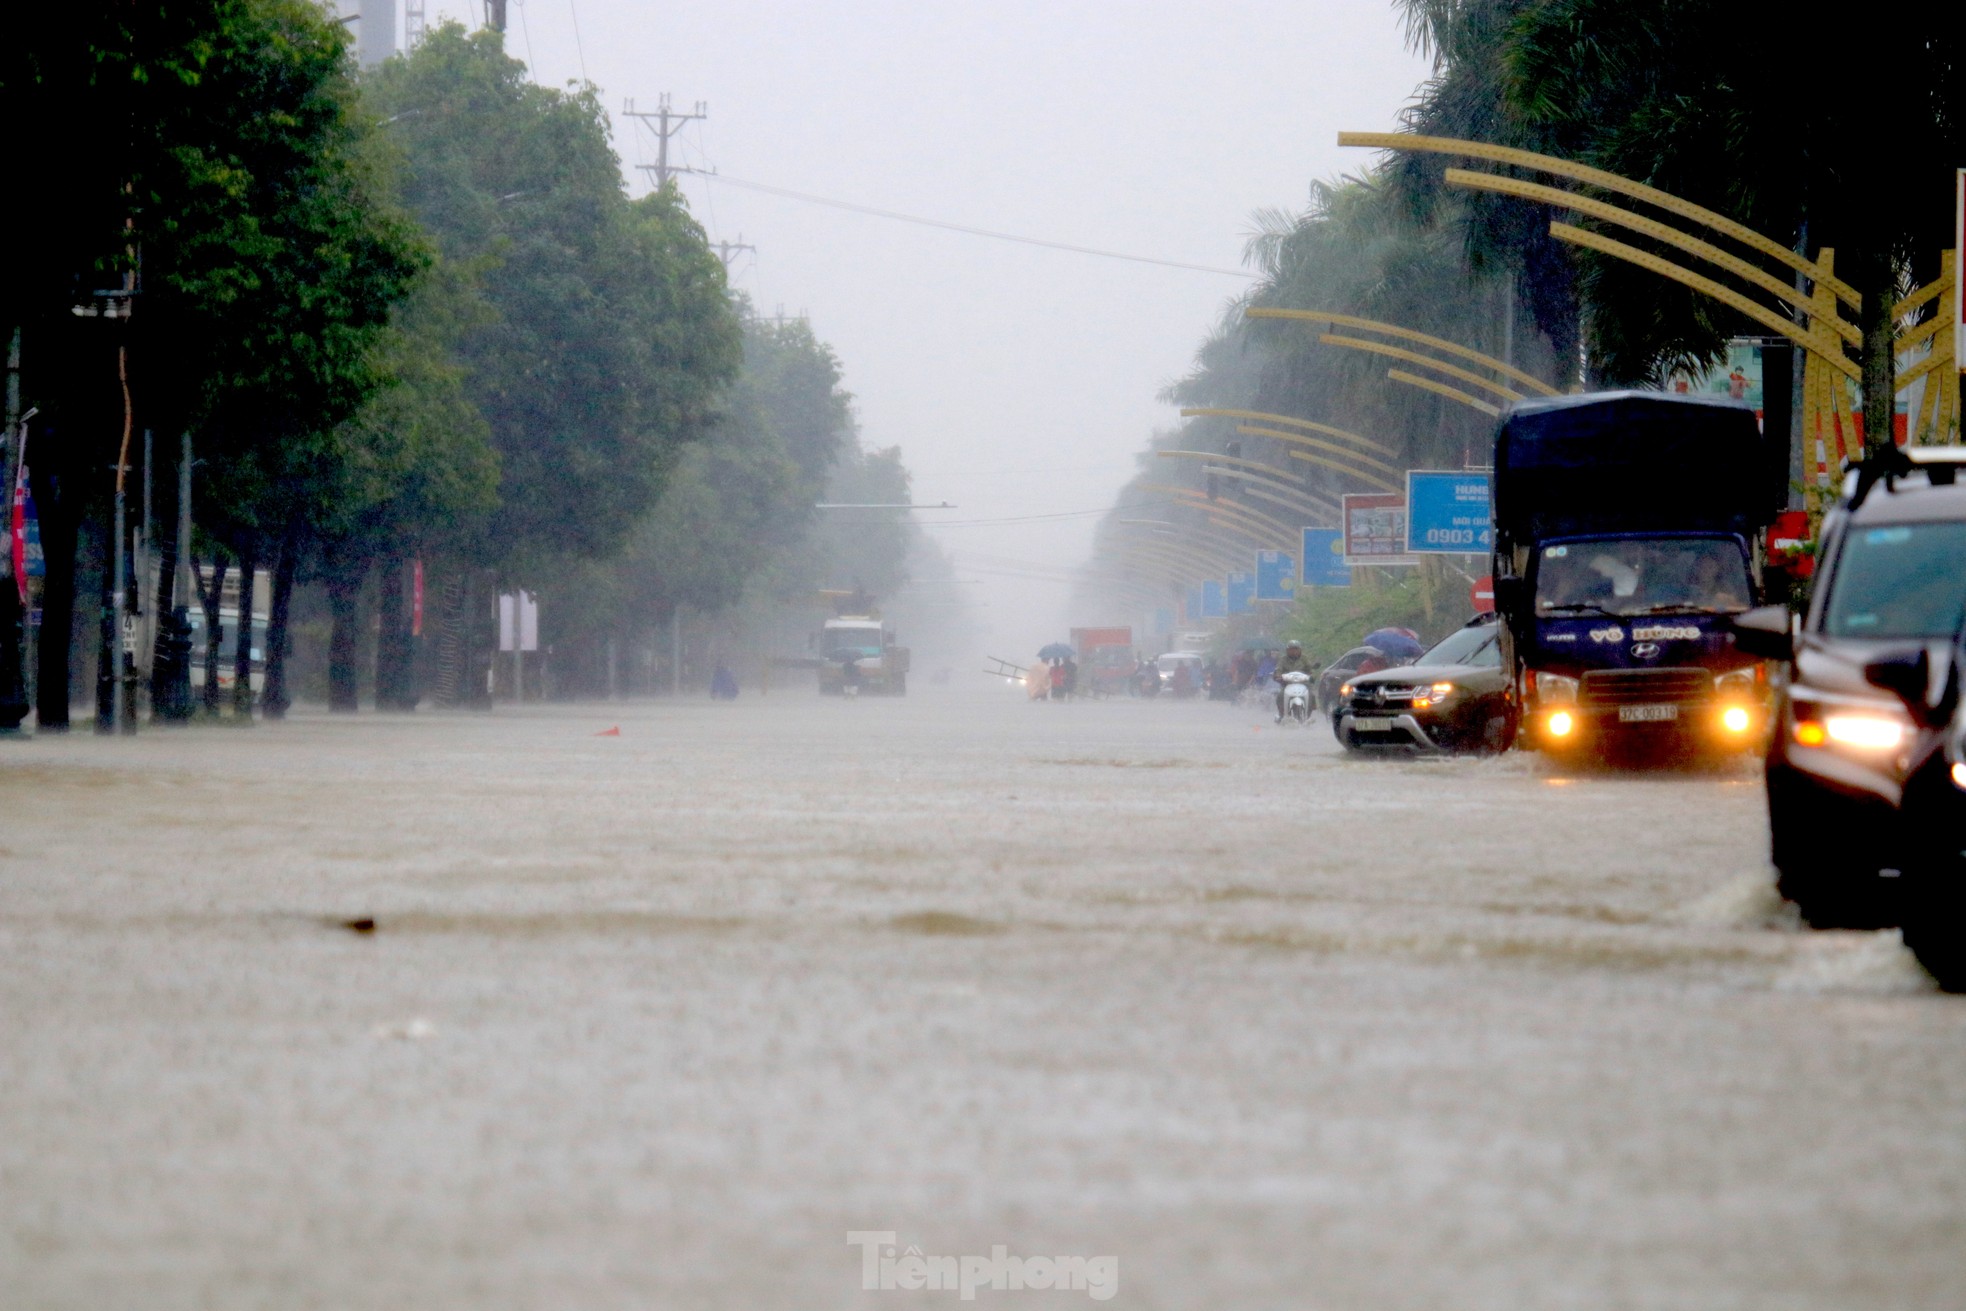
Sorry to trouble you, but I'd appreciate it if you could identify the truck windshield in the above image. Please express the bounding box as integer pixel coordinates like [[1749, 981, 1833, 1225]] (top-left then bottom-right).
[[1533, 536, 1750, 617], [1822, 522, 1966, 640], [823, 629, 883, 657]]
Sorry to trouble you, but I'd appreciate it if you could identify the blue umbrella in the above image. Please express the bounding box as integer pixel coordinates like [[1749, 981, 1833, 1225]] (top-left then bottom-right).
[[1037, 643, 1075, 661], [1362, 628, 1425, 661]]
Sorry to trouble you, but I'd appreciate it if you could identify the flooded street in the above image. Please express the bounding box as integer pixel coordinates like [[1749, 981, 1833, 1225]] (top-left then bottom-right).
[[4, 685, 1964, 1309]]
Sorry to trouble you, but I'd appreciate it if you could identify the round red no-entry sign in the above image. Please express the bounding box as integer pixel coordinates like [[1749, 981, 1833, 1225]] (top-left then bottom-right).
[[1471, 575, 1495, 613]]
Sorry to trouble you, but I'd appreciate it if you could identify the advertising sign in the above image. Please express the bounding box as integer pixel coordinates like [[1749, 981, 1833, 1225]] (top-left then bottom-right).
[[1299, 528, 1350, 588], [1254, 550, 1295, 601], [1342, 492, 1419, 567], [1200, 579, 1226, 619], [1184, 586, 1204, 624], [1153, 606, 1174, 636], [1405, 471, 1493, 554], [1226, 572, 1255, 615]]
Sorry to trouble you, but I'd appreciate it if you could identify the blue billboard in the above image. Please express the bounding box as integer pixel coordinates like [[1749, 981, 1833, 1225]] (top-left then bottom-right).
[[1299, 527, 1350, 587], [1405, 471, 1493, 554], [1153, 606, 1174, 635], [1226, 572, 1255, 615], [1184, 586, 1204, 623], [1200, 579, 1226, 618], [1254, 550, 1294, 601]]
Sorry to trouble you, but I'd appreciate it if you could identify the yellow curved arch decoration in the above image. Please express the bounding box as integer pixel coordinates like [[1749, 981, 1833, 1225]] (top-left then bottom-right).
[[1242, 309, 1556, 396], [1554, 223, 1861, 383], [1232, 424, 1403, 478], [1444, 169, 1861, 348], [1385, 368, 1501, 417], [1337, 130, 1860, 308], [1179, 407, 1398, 456], [1317, 334, 1527, 402]]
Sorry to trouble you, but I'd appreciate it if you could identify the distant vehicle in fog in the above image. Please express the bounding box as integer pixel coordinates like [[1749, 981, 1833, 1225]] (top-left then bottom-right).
[[1732, 447, 1966, 969]]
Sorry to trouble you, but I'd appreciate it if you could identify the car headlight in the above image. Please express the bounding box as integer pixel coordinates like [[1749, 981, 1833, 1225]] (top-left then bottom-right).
[[1533, 671, 1578, 703], [1953, 761, 1966, 791], [1431, 681, 1456, 697], [1339, 682, 1352, 697], [1821, 714, 1905, 750]]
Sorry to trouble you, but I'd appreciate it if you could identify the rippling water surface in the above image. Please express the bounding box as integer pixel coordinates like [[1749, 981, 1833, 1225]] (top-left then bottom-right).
[[3, 685, 1962, 1308]]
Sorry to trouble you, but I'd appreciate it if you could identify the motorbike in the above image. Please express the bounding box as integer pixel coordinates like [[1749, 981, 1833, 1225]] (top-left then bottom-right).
[[1278, 670, 1312, 725]]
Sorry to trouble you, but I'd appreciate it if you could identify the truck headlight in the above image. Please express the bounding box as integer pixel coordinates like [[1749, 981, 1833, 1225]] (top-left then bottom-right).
[[1720, 705, 1751, 733], [1715, 668, 1756, 694], [1533, 672, 1578, 704]]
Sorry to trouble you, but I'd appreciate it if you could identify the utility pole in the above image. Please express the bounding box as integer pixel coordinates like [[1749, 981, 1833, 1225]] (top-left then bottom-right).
[[623, 96, 710, 188], [711, 238, 755, 271], [485, 0, 506, 33], [0, 329, 24, 735]]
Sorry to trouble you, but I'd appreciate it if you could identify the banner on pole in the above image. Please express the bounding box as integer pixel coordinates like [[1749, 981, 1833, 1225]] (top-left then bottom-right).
[[1226, 572, 1255, 615], [1342, 492, 1419, 567], [1299, 527, 1349, 588], [1254, 550, 1295, 600], [1200, 579, 1226, 618], [1405, 471, 1493, 554]]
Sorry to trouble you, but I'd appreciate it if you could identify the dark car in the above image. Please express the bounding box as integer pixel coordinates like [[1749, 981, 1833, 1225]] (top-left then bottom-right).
[[1888, 634, 1966, 990], [1333, 613, 1513, 754], [1730, 448, 1966, 933], [1316, 646, 1395, 717]]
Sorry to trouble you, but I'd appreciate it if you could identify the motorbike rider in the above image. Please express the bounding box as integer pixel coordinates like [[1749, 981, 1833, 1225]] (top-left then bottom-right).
[[1272, 639, 1315, 721]]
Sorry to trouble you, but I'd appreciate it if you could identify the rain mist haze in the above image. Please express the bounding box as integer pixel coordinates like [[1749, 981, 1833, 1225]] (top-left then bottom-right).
[[404, 0, 1429, 657]]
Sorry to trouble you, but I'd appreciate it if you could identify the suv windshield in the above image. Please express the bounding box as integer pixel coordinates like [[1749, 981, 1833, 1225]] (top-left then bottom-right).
[[1534, 536, 1750, 617], [1420, 623, 1499, 666], [1822, 522, 1966, 639]]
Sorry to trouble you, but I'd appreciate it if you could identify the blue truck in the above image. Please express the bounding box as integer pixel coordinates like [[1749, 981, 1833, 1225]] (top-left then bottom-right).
[[1490, 391, 1788, 758]]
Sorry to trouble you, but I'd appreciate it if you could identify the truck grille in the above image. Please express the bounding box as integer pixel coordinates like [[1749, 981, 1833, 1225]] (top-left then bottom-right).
[[1580, 667, 1711, 705]]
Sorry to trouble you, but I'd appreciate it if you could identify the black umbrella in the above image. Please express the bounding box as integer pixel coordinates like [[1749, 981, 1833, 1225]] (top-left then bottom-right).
[[1037, 643, 1075, 661]]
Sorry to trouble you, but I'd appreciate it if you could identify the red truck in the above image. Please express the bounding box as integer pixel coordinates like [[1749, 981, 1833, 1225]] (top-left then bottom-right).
[[1069, 627, 1134, 696]]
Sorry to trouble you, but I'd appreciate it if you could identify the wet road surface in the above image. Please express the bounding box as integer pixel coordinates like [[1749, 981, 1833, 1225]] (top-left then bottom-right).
[[3, 686, 1963, 1308]]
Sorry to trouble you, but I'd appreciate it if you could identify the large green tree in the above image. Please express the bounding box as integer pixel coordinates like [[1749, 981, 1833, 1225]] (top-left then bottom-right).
[[2, 0, 422, 727]]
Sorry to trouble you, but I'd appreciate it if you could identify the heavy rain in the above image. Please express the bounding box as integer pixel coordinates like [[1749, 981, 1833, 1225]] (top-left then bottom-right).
[[3, 3, 1963, 1308]]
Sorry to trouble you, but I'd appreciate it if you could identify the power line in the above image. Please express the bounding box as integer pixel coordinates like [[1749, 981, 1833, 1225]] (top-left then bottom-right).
[[564, 0, 590, 84], [919, 499, 1175, 528], [698, 174, 1256, 278]]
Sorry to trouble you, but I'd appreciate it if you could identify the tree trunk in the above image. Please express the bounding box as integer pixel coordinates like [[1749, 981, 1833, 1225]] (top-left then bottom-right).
[[30, 462, 77, 731], [1851, 249, 1898, 458], [373, 553, 416, 712], [262, 521, 300, 720], [325, 565, 364, 713], [198, 554, 228, 718], [232, 546, 257, 718]]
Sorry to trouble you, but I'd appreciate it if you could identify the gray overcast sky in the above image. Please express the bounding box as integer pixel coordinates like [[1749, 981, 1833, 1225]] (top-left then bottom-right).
[[413, 1, 1431, 653]]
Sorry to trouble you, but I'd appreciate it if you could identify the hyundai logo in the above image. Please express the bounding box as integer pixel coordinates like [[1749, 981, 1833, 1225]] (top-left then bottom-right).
[[1630, 641, 1662, 660]]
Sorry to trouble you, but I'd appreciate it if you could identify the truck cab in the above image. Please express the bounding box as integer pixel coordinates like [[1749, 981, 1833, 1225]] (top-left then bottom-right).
[[1492, 391, 1785, 757], [817, 615, 909, 695]]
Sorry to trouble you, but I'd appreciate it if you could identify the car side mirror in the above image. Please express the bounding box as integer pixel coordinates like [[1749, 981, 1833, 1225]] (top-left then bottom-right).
[[1726, 605, 1793, 661], [1864, 646, 1947, 728], [1492, 576, 1524, 611]]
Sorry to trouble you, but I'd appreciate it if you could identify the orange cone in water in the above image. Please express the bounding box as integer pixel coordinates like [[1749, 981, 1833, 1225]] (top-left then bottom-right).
[[595, 726, 621, 737]]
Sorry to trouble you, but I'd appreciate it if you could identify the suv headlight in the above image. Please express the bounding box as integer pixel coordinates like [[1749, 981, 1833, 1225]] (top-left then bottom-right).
[[1532, 671, 1578, 704], [1791, 699, 1906, 751]]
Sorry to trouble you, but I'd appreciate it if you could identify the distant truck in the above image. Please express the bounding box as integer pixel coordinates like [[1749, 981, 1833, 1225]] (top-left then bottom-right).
[[1491, 391, 1785, 756], [816, 614, 910, 696], [1069, 626, 1134, 695]]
